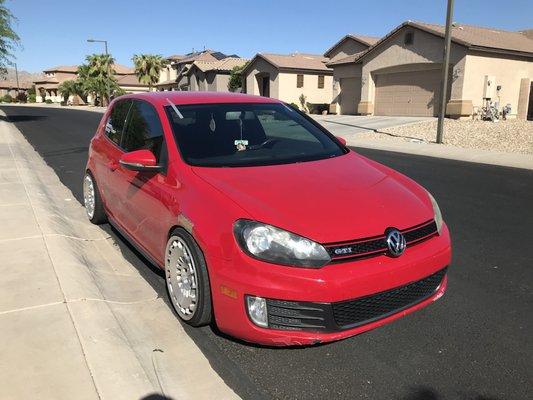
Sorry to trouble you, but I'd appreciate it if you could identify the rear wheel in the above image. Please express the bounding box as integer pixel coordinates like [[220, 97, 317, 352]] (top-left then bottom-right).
[[165, 228, 212, 326], [83, 172, 107, 224]]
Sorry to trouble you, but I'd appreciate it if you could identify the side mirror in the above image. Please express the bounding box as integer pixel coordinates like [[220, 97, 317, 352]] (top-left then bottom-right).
[[119, 149, 163, 172], [336, 136, 347, 146]]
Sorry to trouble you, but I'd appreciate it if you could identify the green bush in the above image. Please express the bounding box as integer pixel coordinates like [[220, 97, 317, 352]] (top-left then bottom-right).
[[45, 99, 53, 104], [289, 102, 300, 110], [306, 103, 329, 114], [1, 94, 13, 103], [28, 93, 36, 103]]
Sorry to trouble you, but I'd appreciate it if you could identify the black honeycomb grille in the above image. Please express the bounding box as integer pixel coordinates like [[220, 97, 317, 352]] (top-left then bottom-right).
[[332, 268, 446, 328]]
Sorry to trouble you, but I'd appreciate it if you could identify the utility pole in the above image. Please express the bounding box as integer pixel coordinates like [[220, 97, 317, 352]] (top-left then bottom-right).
[[87, 39, 110, 106], [436, 0, 454, 144], [14, 62, 20, 96]]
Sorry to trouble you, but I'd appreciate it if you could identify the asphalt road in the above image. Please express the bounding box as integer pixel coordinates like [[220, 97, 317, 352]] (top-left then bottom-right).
[[2, 105, 532, 400]]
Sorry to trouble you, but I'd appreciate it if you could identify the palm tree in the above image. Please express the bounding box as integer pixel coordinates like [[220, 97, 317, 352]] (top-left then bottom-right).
[[85, 53, 116, 105], [58, 79, 81, 104], [132, 54, 168, 91]]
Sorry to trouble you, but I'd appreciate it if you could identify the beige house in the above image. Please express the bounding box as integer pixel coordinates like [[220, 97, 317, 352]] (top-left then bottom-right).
[[328, 21, 533, 119], [0, 81, 31, 98], [33, 64, 148, 103], [187, 57, 248, 92], [242, 53, 333, 106], [324, 34, 380, 114], [156, 50, 237, 91]]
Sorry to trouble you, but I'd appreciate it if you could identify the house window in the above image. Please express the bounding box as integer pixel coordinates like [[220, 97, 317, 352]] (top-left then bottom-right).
[[297, 74, 304, 88], [318, 75, 325, 89], [404, 31, 414, 45]]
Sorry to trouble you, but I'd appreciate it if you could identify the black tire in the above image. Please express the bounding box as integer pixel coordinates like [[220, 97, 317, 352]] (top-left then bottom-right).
[[165, 228, 212, 327], [83, 171, 107, 224]]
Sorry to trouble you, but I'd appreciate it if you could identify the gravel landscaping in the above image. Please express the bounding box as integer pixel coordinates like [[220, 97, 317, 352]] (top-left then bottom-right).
[[365, 119, 533, 155]]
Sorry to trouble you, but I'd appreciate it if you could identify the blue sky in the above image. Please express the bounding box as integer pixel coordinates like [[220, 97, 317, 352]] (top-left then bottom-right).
[[9, 0, 532, 72]]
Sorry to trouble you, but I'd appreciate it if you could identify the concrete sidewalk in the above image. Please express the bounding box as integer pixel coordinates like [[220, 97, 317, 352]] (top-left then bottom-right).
[[0, 112, 238, 400]]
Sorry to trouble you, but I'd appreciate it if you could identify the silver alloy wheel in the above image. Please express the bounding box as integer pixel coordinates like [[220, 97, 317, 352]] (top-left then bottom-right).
[[165, 236, 198, 320], [83, 174, 95, 219]]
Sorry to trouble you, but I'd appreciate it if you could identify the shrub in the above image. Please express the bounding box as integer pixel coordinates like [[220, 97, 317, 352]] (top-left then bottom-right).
[[289, 102, 300, 110], [28, 93, 36, 103], [1, 94, 13, 103], [306, 103, 329, 114], [16, 92, 27, 103], [45, 99, 53, 104]]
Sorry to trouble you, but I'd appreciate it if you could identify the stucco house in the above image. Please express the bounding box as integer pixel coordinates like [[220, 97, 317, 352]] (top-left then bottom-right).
[[327, 21, 533, 119], [242, 53, 333, 106], [0, 81, 31, 98], [324, 34, 380, 114], [187, 57, 248, 92], [156, 50, 238, 91], [33, 64, 148, 103]]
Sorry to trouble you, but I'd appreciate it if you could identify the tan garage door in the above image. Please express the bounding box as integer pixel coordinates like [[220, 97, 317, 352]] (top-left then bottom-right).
[[339, 78, 361, 115], [375, 69, 442, 116]]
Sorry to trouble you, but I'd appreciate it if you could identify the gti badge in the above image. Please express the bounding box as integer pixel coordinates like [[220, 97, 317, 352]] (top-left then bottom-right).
[[385, 229, 406, 257]]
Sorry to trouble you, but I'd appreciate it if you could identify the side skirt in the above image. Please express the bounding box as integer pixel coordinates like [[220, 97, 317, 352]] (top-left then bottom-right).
[[107, 217, 164, 270]]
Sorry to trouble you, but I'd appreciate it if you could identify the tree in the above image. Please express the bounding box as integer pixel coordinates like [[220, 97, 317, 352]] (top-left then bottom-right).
[[132, 54, 167, 91], [81, 54, 118, 106], [0, 0, 20, 78], [228, 62, 249, 92], [58, 79, 81, 103]]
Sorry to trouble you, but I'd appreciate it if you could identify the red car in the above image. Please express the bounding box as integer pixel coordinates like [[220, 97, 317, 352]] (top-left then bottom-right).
[[84, 92, 451, 346]]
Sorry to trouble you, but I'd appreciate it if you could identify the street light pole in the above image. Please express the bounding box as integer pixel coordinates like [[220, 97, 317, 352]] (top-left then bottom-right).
[[14, 62, 20, 96], [436, 0, 454, 144], [87, 38, 110, 106]]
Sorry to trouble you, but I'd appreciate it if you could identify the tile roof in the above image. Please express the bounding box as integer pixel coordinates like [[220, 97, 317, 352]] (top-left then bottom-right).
[[412, 21, 533, 54], [116, 74, 148, 87], [0, 80, 32, 89], [251, 53, 332, 72], [324, 34, 380, 58], [190, 57, 248, 73], [41, 63, 135, 74], [328, 21, 533, 67]]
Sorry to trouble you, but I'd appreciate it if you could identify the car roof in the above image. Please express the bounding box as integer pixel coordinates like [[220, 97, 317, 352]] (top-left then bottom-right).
[[116, 91, 281, 106]]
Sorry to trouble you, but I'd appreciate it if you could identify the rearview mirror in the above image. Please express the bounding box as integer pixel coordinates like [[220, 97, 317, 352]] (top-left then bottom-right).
[[336, 136, 347, 146], [119, 149, 163, 172]]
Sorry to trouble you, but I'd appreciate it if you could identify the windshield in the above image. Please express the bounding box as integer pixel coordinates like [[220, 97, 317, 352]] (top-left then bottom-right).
[[165, 103, 345, 167]]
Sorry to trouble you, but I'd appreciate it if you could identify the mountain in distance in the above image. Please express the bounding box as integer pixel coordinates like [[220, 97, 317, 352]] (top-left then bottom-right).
[[1, 67, 44, 83]]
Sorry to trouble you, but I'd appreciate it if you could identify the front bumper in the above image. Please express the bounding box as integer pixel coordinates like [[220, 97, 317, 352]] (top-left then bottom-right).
[[207, 224, 452, 346]]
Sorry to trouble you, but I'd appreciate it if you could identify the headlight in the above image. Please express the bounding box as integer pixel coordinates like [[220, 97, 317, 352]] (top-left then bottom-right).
[[427, 191, 443, 234], [234, 220, 331, 267]]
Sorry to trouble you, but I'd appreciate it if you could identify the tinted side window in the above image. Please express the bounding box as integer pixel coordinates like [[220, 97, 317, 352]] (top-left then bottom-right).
[[122, 100, 166, 163], [105, 100, 131, 145]]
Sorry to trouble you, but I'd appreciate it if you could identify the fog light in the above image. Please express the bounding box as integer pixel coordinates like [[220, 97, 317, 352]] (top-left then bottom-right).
[[246, 296, 268, 328]]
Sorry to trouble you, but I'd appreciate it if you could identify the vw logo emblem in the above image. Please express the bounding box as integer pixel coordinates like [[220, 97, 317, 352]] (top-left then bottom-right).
[[385, 229, 406, 257]]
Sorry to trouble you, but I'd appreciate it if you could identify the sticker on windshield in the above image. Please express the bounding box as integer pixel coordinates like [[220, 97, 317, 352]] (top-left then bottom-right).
[[209, 114, 216, 132], [235, 139, 249, 151]]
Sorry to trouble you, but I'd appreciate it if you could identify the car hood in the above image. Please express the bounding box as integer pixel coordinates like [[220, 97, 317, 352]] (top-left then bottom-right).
[[191, 152, 433, 243]]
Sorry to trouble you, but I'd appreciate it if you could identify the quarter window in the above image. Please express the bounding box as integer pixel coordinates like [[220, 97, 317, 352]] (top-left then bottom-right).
[[318, 75, 325, 89], [105, 100, 131, 145], [122, 100, 167, 164], [297, 74, 304, 88]]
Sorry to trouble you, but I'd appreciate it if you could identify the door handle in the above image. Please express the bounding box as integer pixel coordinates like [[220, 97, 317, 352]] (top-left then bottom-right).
[[107, 161, 119, 172]]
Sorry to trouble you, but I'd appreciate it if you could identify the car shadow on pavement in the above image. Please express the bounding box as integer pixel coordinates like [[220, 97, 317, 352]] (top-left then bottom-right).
[[399, 386, 502, 400], [0, 114, 48, 123], [140, 394, 174, 400]]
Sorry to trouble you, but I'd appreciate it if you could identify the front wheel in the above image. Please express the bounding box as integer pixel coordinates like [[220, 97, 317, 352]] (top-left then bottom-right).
[[83, 171, 107, 224], [165, 228, 212, 326]]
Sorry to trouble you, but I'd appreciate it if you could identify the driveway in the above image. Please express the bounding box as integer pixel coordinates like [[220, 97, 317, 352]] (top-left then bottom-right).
[[312, 114, 434, 137], [1, 105, 532, 400]]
